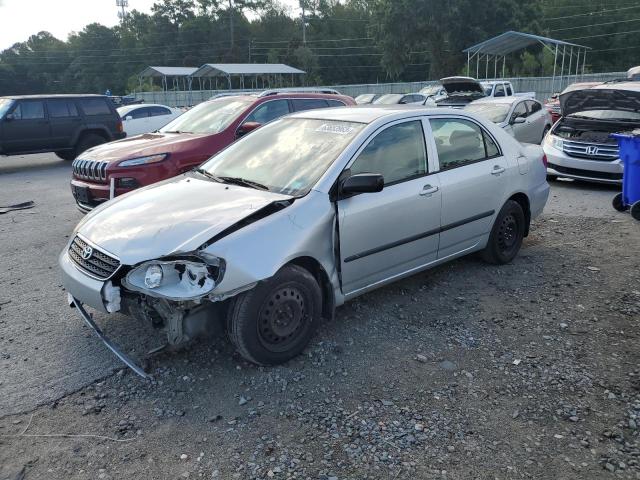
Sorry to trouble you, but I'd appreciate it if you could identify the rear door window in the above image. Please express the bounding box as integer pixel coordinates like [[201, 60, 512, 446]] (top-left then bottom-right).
[[128, 107, 150, 119], [47, 100, 79, 118], [149, 106, 171, 116], [79, 98, 112, 116], [505, 84, 513, 96], [430, 118, 500, 170], [291, 99, 329, 112], [12, 101, 45, 120], [244, 99, 290, 124]]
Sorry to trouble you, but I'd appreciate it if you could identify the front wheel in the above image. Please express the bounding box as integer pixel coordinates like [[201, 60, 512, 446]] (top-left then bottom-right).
[[226, 265, 322, 365], [482, 200, 526, 265], [612, 192, 628, 212], [631, 201, 640, 221], [55, 150, 76, 161]]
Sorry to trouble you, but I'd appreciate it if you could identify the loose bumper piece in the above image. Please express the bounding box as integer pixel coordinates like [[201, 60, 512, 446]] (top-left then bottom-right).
[[71, 297, 152, 380]]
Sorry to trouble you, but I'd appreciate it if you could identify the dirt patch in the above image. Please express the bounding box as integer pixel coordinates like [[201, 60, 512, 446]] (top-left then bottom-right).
[[1, 215, 639, 480]]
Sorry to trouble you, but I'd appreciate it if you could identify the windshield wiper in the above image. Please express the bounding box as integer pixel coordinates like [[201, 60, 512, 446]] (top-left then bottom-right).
[[218, 176, 270, 191], [192, 168, 222, 182]]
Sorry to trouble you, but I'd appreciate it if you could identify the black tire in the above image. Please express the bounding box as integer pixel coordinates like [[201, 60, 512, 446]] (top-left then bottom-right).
[[75, 133, 107, 157], [482, 200, 526, 265], [631, 201, 640, 221], [226, 265, 322, 365], [541, 125, 550, 144], [55, 150, 76, 161], [612, 192, 628, 212]]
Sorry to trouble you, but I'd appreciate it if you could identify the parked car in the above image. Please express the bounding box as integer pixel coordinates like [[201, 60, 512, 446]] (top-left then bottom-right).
[[544, 82, 602, 123], [544, 82, 640, 184], [69, 91, 355, 211], [419, 84, 447, 101], [354, 93, 380, 105], [433, 77, 486, 108], [628, 66, 640, 81], [372, 93, 429, 105], [0, 94, 125, 160], [60, 105, 549, 375], [465, 97, 553, 144], [117, 104, 183, 136], [480, 80, 535, 99]]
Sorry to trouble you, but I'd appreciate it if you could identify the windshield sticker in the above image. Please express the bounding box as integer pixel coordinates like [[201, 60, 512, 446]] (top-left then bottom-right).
[[315, 123, 355, 135]]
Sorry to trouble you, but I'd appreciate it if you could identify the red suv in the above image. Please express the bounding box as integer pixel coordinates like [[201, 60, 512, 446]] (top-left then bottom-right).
[[70, 91, 355, 211]]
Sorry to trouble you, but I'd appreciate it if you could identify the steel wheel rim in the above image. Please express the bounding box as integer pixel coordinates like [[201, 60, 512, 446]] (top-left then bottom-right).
[[497, 213, 519, 254], [258, 285, 308, 353]]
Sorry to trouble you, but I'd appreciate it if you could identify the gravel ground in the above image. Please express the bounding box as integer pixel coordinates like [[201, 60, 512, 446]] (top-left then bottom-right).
[[1, 154, 639, 479]]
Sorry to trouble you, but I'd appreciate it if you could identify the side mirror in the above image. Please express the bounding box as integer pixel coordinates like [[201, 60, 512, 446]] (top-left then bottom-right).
[[236, 121, 261, 138], [4, 113, 15, 121], [511, 116, 526, 124], [340, 173, 384, 196]]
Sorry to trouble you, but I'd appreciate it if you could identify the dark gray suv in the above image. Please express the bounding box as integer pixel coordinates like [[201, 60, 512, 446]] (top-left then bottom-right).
[[0, 94, 126, 160]]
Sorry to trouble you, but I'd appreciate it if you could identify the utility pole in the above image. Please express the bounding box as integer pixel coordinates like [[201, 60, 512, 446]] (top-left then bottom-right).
[[116, 0, 129, 21], [300, 1, 306, 45]]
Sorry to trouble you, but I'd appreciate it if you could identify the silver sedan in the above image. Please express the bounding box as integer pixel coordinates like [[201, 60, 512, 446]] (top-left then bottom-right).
[[465, 97, 553, 144], [59, 106, 550, 375]]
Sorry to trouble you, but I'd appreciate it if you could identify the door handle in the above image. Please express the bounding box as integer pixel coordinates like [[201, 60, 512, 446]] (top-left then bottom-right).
[[419, 185, 439, 196], [491, 166, 506, 175]]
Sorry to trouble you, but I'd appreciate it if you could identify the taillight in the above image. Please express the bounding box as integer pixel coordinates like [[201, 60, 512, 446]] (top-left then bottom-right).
[[542, 154, 548, 168], [117, 120, 123, 133]]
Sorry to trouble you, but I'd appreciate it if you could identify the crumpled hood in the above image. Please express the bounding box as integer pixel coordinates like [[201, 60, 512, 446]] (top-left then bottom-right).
[[440, 76, 485, 96], [79, 132, 212, 163], [76, 175, 293, 265], [560, 88, 640, 117]]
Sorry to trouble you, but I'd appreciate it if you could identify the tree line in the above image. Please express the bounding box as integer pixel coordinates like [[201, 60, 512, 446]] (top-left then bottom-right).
[[0, 0, 638, 96]]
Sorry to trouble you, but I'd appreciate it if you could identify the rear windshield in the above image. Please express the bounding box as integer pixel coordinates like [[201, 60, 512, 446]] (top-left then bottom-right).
[[79, 98, 112, 116], [160, 97, 254, 134], [465, 103, 511, 123], [0, 98, 14, 118]]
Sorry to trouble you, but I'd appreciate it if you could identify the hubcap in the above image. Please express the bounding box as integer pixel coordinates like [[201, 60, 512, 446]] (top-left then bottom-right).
[[497, 214, 518, 252], [258, 286, 307, 352]]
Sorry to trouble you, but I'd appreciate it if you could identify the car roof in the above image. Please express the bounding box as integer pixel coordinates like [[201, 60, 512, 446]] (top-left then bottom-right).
[[117, 103, 172, 113], [592, 81, 640, 93], [1, 94, 108, 100], [288, 105, 460, 124]]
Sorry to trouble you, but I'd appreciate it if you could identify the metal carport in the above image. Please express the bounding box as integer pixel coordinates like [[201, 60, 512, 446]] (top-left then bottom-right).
[[138, 66, 198, 92], [463, 31, 590, 94], [190, 63, 306, 90]]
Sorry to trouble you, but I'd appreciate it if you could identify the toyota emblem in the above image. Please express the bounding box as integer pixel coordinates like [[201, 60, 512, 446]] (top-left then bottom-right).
[[82, 245, 93, 260], [586, 145, 599, 156]]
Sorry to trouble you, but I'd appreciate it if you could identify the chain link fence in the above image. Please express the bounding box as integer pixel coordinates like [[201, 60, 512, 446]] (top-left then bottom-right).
[[134, 72, 627, 107]]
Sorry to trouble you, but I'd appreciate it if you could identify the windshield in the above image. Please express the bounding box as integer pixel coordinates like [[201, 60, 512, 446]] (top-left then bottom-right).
[[160, 97, 253, 134], [200, 118, 365, 196], [568, 110, 640, 121], [465, 103, 511, 123], [420, 85, 441, 95], [373, 94, 404, 105], [0, 98, 14, 119]]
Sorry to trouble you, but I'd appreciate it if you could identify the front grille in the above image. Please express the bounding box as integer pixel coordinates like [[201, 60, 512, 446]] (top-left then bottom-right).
[[68, 236, 120, 280], [72, 158, 108, 182], [562, 139, 619, 161], [548, 162, 623, 181]]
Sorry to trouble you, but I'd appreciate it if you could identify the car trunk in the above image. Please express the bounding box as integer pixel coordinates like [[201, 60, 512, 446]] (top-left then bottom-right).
[[436, 77, 485, 108]]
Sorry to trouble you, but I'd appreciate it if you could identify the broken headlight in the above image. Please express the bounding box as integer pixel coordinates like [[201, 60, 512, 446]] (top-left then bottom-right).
[[123, 258, 223, 301]]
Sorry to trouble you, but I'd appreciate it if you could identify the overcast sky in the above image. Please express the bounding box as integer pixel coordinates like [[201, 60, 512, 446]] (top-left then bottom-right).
[[0, 0, 300, 50]]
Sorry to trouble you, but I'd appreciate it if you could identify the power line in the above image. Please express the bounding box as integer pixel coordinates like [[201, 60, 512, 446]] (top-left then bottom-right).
[[549, 17, 640, 32], [591, 43, 640, 53], [563, 27, 640, 41], [544, 4, 640, 20]]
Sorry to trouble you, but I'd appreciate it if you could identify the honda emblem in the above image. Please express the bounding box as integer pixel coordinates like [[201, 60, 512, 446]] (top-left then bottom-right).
[[586, 145, 599, 156]]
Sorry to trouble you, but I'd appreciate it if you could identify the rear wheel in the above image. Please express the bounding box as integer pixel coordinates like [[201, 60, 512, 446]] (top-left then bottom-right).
[[482, 200, 526, 265], [226, 265, 322, 365], [612, 192, 628, 212], [75, 133, 107, 158], [55, 150, 76, 161], [631, 201, 640, 221]]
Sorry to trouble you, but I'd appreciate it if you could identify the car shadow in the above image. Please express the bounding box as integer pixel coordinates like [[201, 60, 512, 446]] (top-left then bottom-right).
[[0, 154, 72, 176]]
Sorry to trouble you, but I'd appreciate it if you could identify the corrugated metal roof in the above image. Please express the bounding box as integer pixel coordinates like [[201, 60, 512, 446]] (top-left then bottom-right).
[[463, 31, 589, 56], [191, 63, 305, 77], [139, 66, 198, 78]]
